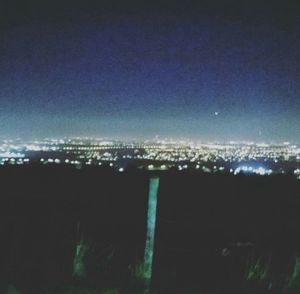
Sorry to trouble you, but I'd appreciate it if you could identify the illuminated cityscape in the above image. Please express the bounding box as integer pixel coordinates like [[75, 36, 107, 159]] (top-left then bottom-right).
[[1, 137, 300, 177]]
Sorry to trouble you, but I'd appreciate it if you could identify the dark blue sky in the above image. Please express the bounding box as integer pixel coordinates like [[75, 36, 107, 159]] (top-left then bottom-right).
[[1, 0, 300, 142]]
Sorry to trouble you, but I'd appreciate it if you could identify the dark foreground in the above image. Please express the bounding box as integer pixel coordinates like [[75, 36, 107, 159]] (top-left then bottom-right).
[[0, 165, 300, 293]]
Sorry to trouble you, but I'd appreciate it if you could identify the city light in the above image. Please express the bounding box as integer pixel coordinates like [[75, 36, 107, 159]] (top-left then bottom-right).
[[0, 138, 299, 178]]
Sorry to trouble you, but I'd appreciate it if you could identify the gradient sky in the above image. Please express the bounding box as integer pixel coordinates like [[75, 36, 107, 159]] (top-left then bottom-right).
[[1, 0, 300, 142]]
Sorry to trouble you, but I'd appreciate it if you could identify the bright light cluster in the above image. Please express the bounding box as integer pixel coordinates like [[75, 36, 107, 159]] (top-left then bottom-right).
[[234, 166, 273, 176]]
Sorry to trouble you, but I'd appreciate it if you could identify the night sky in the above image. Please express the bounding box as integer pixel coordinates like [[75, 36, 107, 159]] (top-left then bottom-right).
[[1, 0, 300, 142]]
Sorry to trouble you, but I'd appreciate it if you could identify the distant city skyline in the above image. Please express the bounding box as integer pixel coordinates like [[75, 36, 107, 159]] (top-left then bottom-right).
[[0, 135, 297, 146], [1, 136, 300, 178], [1, 1, 300, 142]]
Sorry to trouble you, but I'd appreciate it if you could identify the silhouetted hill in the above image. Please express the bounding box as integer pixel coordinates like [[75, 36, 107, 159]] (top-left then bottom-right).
[[0, 165, 299, 293]]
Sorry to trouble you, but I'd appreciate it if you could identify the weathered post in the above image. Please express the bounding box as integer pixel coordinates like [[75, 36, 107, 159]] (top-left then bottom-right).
[[143, 176, 160, 286]]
